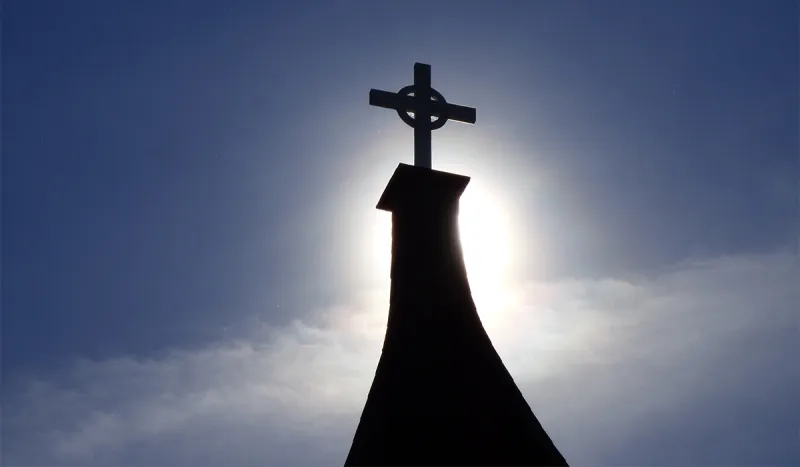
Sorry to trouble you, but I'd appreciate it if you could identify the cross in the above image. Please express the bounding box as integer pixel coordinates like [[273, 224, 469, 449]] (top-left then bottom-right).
[[369, 63, 477, 169]]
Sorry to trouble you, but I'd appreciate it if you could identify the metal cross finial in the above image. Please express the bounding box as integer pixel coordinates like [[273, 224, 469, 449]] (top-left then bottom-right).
[[369, 63, 477, 169]]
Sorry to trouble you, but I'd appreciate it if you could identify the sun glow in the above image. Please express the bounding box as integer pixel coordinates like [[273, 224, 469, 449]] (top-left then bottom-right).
[[371, 180, 517, 319], [458, 183, 515, 315]]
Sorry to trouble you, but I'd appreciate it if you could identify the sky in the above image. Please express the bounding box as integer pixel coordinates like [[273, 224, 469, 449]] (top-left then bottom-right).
[[2, 0, 798, 465]]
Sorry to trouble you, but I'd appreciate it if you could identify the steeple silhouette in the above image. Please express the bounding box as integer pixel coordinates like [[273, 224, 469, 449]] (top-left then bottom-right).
[[345, 64, 568, 466]]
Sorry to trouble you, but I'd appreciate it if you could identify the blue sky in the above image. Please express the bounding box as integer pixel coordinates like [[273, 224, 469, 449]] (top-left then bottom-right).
[[3, 1, 798, 465]]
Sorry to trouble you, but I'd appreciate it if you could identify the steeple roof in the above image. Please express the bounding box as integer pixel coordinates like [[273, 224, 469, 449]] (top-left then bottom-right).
[[345, 164, 569, 467]]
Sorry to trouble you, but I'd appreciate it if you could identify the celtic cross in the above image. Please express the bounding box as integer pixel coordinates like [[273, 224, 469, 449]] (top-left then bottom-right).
[[369, 63, 477, 169]]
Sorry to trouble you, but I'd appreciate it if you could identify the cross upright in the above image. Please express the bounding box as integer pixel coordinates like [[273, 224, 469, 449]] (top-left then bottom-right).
[[370, 63, 477, 169]]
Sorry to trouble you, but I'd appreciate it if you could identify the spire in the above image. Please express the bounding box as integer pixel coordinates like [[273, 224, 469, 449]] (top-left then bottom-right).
[[344, 166, 569, 466], [345, 63, 568, 466]]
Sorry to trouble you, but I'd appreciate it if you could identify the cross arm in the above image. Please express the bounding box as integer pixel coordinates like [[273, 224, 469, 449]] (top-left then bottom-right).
[[370, 89, 410, 111], [444, 103, 476, 124], [369, 89, 477, 124]]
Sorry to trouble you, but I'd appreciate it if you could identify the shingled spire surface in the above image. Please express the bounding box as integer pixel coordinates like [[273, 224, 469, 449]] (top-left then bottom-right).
[[344, 163, 569, 466]]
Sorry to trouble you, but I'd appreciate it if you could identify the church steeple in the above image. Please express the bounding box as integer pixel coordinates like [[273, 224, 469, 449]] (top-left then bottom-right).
[[345, 64, 568, 467]]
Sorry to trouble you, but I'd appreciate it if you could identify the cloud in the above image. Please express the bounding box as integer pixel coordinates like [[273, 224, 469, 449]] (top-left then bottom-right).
[[4, 252, 798, 466], [487, 252, 799, 465]]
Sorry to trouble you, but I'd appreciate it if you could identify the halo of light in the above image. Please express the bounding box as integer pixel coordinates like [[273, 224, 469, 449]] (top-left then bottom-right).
[[458, 181, 516, 319], [369, 178, 517, 321]]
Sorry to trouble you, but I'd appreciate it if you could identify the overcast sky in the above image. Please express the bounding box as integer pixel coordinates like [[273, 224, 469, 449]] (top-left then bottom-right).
[[3, 1, 798, 465]]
